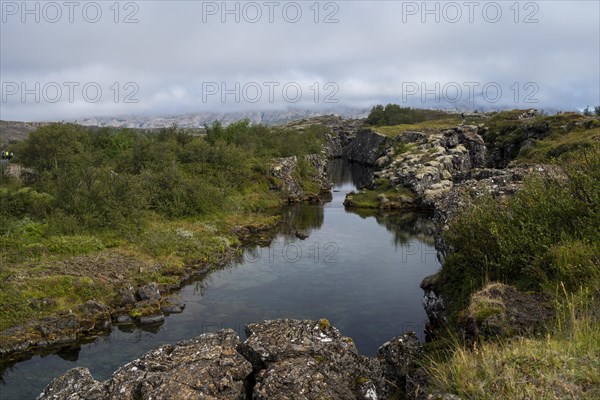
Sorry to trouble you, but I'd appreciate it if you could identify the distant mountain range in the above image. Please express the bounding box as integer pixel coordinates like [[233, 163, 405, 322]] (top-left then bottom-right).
[[0, 108, 371, 144], [73, 108, 371, 129]]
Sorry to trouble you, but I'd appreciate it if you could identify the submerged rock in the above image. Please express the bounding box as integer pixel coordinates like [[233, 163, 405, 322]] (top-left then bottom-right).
[[138, 314, 165, 326]]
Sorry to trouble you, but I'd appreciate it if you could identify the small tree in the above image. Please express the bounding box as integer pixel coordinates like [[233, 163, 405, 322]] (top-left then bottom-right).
[[595, 106, 600, 116], [583, 106, 593, 116], [365, 105, 385, 126]]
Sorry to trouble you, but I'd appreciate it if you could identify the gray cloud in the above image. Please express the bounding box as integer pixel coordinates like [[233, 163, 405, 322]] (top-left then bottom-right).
[[1, 0, 598, 121]]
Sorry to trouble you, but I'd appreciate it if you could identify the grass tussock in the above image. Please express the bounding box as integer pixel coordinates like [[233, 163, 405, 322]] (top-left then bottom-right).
[[426, 288, 600, 399]]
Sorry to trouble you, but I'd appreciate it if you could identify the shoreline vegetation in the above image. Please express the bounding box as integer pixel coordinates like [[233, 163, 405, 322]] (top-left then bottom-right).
[[424, 145, 600, 398], [0, 120, 330, 361], [360, 105, 599, 398], [2, 107, 600, 398]]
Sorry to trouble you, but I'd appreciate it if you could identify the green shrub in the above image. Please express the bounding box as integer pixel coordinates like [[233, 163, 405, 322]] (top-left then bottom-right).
[[365, 104, 450, 126], [0, 187, 53, 218], [440, 146, 600, 315]]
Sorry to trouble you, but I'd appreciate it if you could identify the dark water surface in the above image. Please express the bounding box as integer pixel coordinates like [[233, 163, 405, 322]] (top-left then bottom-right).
[[0, 160, 439, 400]]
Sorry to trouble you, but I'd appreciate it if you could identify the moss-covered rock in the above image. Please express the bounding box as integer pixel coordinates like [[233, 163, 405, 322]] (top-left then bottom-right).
[[460, 283, 555, 341]]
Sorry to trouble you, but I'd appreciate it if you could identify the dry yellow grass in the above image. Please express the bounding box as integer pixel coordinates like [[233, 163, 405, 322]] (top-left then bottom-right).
[[426, 288, 600, 399]]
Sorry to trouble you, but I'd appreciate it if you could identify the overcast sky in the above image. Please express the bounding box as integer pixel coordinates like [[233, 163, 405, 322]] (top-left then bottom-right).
[[1, 0, 599, 121]]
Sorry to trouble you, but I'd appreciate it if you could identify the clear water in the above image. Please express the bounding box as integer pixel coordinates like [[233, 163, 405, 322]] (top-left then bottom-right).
[[0, 160, 439, 400]]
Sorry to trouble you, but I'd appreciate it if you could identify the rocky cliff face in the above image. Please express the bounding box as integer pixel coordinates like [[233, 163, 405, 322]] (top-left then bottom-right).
[[344, 129, 389, 165], [419, 164, 561, 327], [372, 126, 487, 208], [316, 117, 556, 333], [269, 154, 332, 202], [38, 319, 422, 400]]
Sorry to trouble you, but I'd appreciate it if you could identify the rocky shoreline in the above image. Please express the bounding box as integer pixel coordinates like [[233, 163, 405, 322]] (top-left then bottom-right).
[[37, 319, 424, 400], [0, 153, 333, 367], [304, 114, 562, 329], [0, 246, 240, 366], [8, 111, 587, 399]]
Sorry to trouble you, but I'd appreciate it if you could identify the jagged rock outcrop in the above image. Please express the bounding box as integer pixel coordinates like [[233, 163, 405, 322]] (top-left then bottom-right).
[[345, 129, 389, 165], [377, 332, 421, 394], [420, 163, 562, 327], [240, 319, 386, 400], [38, 319, 423, 400], [37, 329, 252, 400], [420, 273, 447, 329], [373, 125, 487, 207], [269, 154, 331, 202]]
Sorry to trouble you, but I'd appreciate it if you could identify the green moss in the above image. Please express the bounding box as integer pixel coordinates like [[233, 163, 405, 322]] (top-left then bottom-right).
[[345, 179, 416, 209], [471, 303, 503, 322], [517, 126, 600, 163], [318, 318, 331, 330], [355, 376, 370, 385], [313, 354, 327, 364]]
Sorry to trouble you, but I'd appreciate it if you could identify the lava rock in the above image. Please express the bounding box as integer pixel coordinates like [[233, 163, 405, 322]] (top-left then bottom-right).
[[117, 284, 137, 305], [137, 282, 161, 301], [377, 332, 421, 392], [37, 330, 252, 400], [38, 320, 424, 400], [161, 303, 186, 315], [138, 314, 165, 326]]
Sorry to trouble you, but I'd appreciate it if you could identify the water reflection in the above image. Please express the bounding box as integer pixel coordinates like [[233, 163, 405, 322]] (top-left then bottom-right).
[[347, 208, 436, 246], [277, 204, 324, 240], [327, 158, 374, 190], [0, 159, 440, 400]]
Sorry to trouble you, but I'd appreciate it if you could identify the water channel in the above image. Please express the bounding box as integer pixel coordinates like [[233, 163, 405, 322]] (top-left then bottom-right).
[[0, 160, 440, 400]]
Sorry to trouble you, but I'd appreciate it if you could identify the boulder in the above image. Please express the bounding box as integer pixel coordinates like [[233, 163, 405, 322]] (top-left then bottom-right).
[[240, 319, 386, 400], [36, 367, 104, 400], [39, 319, 423, 400], [117, 285, 137, 305], [461, 283, 555, 341], [377, 332, 421, 395], [138, 314, 165, 326], [137, 282, 161, 301], [37, 330, 252, 400]]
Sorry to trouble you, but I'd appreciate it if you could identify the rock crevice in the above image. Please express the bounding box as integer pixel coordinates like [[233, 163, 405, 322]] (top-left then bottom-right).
[[37, 319, 423, 400]]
